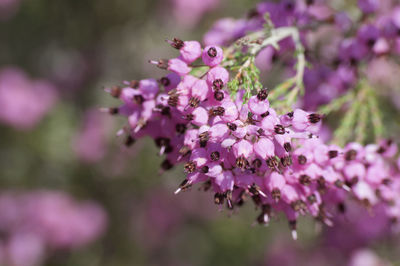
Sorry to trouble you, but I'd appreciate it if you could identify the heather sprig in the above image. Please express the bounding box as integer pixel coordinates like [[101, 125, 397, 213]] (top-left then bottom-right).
[[222, 25, 306, 104], [104, 0, 400, 240]]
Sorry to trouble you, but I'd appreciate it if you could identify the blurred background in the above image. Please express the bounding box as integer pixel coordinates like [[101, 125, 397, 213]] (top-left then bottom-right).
[[0, 0, 399, 265]]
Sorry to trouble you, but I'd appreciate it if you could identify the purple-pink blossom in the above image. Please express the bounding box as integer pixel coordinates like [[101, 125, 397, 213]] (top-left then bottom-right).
[[0, 67, 57, 130]]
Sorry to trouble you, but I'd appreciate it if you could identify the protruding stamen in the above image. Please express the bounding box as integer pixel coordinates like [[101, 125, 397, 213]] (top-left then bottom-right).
[[149, 59, 168, 69], [166, 38, 184, 49]]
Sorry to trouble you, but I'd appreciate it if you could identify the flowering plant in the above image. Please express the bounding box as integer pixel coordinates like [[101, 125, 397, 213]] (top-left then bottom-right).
[[105, 0, 400, 239]]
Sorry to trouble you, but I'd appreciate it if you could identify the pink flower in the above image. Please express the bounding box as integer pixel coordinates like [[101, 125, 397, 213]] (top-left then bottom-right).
[[180, 41, 202, 63], [0, 0, 20, 20], [202, 45, 224, 67], [168, 58, 192, 76], [0, 190, 107, 265], [170, 0, 220, 29], [73, 109, 111, 163], [0, 67, 57, 130]]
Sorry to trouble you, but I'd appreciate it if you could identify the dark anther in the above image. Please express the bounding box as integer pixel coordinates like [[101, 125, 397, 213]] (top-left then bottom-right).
[[161, 159, 173, 170], [152, 59, 168, 69], [202, 180, 212, 191], [291, 200, 306, 212], [210, 151, 220, 161], [207, 47, 217, 57], [289, 220, 297, 230], [165, 146, 173, 154], [184, 114, 194, 121], [209, 106, 225, 116], [307, 194, 316, 203], [377, 146, 386, 154], [281, 156, 292, 167], [184, 161, 196, 173], [212, 79, 224, 90], [297, 155, 307, 165], [274, 124, 285, 135], [284, 142, 292, 152], [227, 122, 237, 131], [257, 128, 264, 135], [257, 89, 268, 101], [367, 38, 376, 48], [257, 212, 267, 225], [287, 111, 294, 118], [345, 149, 357, 161], [338, 202, 346, 213], [168, 95, 179, 107], [110, 86, 121, 98], [226, 190, 233, 210], [155, 137, 170, 148], [382, 178, 391, 186], [178, 179, 191, 191], [308, 113, 322, 123], [133, 95, 144, 105], [214, 193, 225, 205], [169, 38, 184, 49], [161, 106, 171, 116], [349, 176, 359, 186], [249, 184, 262, 196], [334, 179, 344, 188], [179, 146, 191, 157], [328, 150, 338, 158], [247, 8, 260, 18], [160, 77, 170, 87], [261, 111, 270, 118], [284, 1, 295, 11], [271, 188, 281, 201], [189, 97, 200, 108], [252, 194, 262, 206], [214, 90, 224, 101], [200, 166, 209, 173], [199, 132, 209, 147], [266, 156, 279, 169], [299, 175, 311, 186], [109, 107, 119, 115], [236, 156, 249, 169], [175, 123, 187, 134], [252, 158, 262, 169], [129, 80, 139, 88], [317, 176, 326, 190], [125, 135, 135, 147]]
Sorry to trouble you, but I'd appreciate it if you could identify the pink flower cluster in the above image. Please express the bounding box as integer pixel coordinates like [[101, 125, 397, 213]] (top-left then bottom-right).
[[106, 39, 400, 237], [0, 67, 57, 130], [204, 0, 400, 109], [0, 190, 107, 266]]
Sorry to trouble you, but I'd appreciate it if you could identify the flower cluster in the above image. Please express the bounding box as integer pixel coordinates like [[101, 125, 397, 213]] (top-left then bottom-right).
[[106, 39, 400, 238], [0, 190, 107, 266], [204, 0, 400, 109]]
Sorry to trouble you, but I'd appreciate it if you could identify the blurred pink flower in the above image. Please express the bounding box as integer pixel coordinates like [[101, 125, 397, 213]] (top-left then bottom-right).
[[0, 0, 20, 20], [0, 190, 107, 266], [170, 0, 220, 28], [0, 67, 57, 130], [132, 188, 216, 249], [73, 109, 111, 163], [349, 249, 391, 266]]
